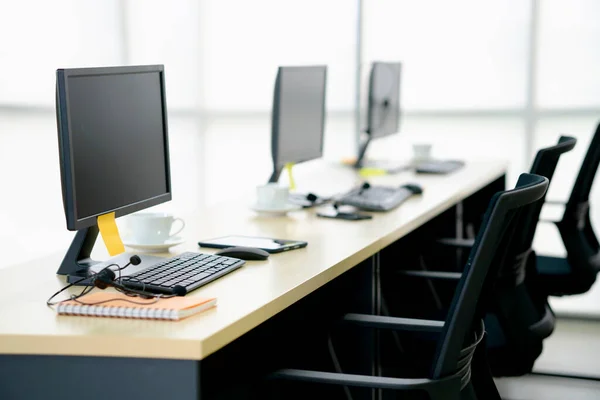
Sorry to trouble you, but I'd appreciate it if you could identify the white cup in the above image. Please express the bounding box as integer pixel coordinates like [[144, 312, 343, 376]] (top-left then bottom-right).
[[127, 212, 185, 244], [412, 143, 432, 162], [256, 183, 289, 210]]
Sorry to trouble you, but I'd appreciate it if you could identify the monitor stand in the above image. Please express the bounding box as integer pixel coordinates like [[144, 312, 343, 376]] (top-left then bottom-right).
[[56, 226, 101, 285], [354, 136, 411, 174], [269, 165, 329, 208], [56, 226, 162, 285]]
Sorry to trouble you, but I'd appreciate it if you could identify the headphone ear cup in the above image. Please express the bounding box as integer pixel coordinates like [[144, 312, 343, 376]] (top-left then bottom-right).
[[94, 268, 116, 290]]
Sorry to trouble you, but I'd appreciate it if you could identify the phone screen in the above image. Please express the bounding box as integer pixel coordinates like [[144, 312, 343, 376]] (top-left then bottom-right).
[[200, 236, 301, 250]]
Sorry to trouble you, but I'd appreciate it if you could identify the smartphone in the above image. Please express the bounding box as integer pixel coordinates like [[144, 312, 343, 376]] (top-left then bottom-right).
[[198, 235, 307, 253], [317, 210, 372, 221]]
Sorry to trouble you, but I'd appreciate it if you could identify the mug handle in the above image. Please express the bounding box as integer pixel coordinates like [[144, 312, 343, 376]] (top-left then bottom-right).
[[170, 218, 185, 238]]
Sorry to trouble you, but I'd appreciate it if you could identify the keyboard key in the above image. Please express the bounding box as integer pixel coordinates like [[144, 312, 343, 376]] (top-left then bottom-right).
[[191, 272, 210, 281]]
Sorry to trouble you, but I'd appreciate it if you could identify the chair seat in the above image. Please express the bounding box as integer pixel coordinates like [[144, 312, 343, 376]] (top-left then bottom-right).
[[536, 255, 596, 296], [537, 255, 571, 275]]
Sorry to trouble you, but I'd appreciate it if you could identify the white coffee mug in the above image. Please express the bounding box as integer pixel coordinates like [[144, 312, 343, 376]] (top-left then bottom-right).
[[127, 212, 185, 244], [412, 143, 432, 162], [256, 183, 289, 210]]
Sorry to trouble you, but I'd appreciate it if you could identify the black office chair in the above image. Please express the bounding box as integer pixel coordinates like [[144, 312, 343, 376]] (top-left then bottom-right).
[[398, 136, 576, 377], [536, 122, 600, 296], [266, 173, 549, 400]]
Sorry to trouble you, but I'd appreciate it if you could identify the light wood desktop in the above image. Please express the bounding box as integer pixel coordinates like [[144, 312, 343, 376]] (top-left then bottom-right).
[[0, 160, 506, 363]]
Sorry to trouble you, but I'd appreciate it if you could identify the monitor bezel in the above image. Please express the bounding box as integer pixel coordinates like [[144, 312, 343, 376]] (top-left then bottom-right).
[[56, 64, 172, 231], [270, 65, 328, 174], [366, 61, 402, 139]]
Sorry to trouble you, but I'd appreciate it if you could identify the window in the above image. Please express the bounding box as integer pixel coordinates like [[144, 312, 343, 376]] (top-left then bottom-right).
[[363, 0, 530, 111]]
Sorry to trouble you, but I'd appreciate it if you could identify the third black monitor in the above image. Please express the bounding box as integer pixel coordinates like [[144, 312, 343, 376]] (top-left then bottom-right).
[[367, 62, 401, 138]]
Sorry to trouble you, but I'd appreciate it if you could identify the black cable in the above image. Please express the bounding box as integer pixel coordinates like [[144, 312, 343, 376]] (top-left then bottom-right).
[[69, 296, 161, 306], [46, 263, 119, 306], [47, 258, 172, 307]]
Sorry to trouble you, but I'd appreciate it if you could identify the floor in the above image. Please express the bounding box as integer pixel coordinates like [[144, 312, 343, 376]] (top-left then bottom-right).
[[495, 318, 600, 400]]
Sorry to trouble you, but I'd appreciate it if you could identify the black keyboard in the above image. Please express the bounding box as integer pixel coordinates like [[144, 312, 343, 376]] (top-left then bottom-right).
[[336, 185, 419, 211], [121, 252, 245, 296], [415, 160, 464, 174]]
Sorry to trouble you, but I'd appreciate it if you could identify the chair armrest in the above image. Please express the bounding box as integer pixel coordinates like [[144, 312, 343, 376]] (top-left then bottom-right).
[[270, 369, 460, 395], [435, 238, 474, 248], [398, 270, 462, 280], [341, 313, 444, 332]]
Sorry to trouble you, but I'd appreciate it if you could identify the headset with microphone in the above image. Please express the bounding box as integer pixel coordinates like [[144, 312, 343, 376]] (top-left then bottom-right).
[[93, 255, 141, 289], [46, 255, 177, 306]]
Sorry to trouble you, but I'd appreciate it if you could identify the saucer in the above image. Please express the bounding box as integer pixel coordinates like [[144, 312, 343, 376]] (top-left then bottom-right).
[[123, 236, 186, 253], [250, 203, 302, 216]]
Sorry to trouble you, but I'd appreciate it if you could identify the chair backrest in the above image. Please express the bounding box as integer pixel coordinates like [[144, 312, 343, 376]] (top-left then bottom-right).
[[566, 121, 600, 207], [431, 173, 549, 379], [507, 136, 576, 273], [487, 137, 575, 376], [557, 122, 600, 285]]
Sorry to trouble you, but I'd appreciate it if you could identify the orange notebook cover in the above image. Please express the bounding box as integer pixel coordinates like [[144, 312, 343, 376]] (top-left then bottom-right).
[[56, 292, 217, 321]]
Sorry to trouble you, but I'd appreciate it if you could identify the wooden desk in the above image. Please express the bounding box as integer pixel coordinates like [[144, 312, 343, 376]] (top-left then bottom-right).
[[0, 160, 506, 399]]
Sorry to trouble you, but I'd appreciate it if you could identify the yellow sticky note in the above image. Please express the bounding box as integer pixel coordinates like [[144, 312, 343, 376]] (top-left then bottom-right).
[[359, 167, 387, 177], [285, 162, 296, 191], [97, 212, 125, 256]]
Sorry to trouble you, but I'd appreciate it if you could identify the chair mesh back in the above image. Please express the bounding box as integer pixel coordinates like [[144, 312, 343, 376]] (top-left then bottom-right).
[[559, 123, 600, 278], [567, 122, 600, 206], [431, 174, 548, 379], [503, 136, 576, 285]]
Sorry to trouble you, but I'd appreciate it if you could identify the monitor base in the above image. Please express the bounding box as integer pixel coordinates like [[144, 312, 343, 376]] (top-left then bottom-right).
[[56, 226, 164, 285], [414, 159, 465, 175], [56, 226, 101, 285]]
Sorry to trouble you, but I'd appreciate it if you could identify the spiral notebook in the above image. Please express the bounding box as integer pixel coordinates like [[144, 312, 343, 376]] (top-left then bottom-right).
[[56, 292, 217, 321]]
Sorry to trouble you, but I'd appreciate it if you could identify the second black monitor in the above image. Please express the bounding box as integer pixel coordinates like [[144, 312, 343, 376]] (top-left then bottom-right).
[[269, 65, 327, 182]]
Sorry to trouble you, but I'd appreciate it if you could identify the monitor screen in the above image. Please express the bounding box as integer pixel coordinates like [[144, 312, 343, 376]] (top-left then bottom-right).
[[271, 65, 327, 168], [367, 62, 401, 139], [56, 65, 171, 230]]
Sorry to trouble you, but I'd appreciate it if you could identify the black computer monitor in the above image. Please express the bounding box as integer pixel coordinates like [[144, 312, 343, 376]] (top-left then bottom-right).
[[269, 65, 327, 183], [55, 64, 171, 282], [356, 62, 402, 168]]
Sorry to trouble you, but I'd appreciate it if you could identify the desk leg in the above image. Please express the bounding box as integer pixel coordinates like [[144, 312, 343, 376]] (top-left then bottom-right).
[[362, 253, 382, 400], [335, 254, 380, 400], [374, 253, 383, 400], [0, 355, 201, 400]]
